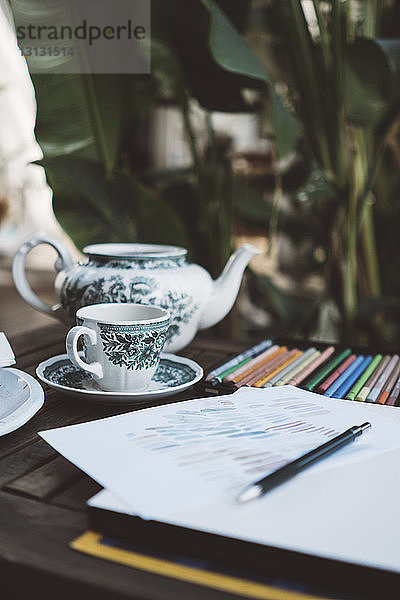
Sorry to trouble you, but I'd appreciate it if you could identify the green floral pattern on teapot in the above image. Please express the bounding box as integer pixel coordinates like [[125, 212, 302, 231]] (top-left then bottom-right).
[[13, 237, 259, 352]]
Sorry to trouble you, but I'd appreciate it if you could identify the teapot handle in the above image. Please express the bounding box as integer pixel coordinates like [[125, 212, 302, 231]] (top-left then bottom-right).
[[12, 233, 74, 319]]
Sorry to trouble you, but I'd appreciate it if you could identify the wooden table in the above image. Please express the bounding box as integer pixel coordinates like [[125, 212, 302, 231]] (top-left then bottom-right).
[[0, 324, 250, 600]]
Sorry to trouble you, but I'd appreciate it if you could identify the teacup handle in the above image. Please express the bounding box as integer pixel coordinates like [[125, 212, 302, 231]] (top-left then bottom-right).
[[66, 326, 103, 379]]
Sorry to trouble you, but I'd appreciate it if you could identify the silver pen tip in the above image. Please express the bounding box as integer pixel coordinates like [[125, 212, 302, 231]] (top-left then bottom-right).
[[237, 485, 262, 503], [360, 422, 372, 432]]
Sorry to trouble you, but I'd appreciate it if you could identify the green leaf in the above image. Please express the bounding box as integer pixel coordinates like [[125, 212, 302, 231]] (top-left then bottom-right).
[[197, 0, 301, 157], [270, 95, 302, 159], [33, 74, 127, 167], [345, 38, 400, 129], [9, 0, 156, 175], [152, 0, 257, 112], [249, 271, 305, 327], [41, 157, 188, 250], [153, 0, 300, 157], [201, 0, 267, 81]]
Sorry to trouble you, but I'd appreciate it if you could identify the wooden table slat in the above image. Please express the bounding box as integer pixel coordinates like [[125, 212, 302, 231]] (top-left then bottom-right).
[[9, 323, 66, 359], [16, 342, 66, 375], [5, 455, 84, 500], [0, 439, 57, 487], [0, 395, 95, 460], [0, 324, 259, 600]]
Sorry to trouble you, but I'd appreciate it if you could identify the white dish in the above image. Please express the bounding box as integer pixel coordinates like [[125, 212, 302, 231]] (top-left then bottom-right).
[[0, 368, 44, 435], [36, 353, 203, 404], [0, 332, 15, 367]]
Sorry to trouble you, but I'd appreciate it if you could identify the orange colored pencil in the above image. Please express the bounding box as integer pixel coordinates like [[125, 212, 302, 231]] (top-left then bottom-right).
[[253, 350, 303, 387], [377, 362, 400, 405], [236, 348, 289, 387], [223, 344, 279, 382], [242, 349, 294, 387], [233, 346, 287, 384]]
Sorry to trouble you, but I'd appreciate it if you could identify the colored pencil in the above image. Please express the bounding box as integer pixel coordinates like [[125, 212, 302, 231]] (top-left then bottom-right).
[[205, 339, 272, 381], [304, 348, 351, 391], [377, 362, 400, 405], [324, 356, 365, 397], [223, 344, 279, 382], [240, 348, 292, 387], [269, 348, 317, 387], [345, 354, 382, 401], [253, 350, 303, 387], [216, 357, 252, 381], [287, 346, 335, 386], [387, 372, 400, 406], [367, 355, 399, 403], [206, 337, 400, 410], [331, 356, 373, 399], [317, 354, 357, 394], [356, 355, 390, 402], [233, 347, 287, 384]]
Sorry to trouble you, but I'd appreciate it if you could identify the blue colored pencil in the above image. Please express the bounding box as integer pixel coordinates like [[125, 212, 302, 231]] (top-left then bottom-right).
[[324, 355, 365, 397], [330, 356, 373, 399], [205, 339, 272, 382]]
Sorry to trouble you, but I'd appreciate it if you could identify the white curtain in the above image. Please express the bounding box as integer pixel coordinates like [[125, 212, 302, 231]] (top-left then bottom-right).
[[0, 0, 68, 261]]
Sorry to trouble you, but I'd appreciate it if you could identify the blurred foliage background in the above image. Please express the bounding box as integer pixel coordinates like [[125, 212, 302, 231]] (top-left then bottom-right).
[[9, 0, 400, 348]]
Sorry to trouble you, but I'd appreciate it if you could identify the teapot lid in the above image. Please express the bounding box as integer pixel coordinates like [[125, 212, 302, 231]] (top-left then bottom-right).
[[83, 243, 187, 260]]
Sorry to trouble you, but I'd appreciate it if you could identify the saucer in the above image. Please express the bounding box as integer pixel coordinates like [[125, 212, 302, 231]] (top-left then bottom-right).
[[36, 353, 204, 404], [0, 368, 44, 435]]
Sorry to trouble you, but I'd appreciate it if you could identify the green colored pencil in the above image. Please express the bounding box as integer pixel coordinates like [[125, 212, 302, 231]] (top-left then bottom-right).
[[304, 348, 351, 391], [218, 357, 252, 379], [346, 354, 383, 401], [356, 355, 390, 402]]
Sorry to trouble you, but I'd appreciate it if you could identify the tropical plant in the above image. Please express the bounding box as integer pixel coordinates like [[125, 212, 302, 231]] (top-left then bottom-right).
[[9, 0, 276, 278], [9, 0, 400, 345], [248, 0, 400, 346]]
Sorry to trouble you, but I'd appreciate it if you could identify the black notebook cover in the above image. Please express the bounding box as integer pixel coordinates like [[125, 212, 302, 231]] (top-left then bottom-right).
[[87, 498, 400, 600]]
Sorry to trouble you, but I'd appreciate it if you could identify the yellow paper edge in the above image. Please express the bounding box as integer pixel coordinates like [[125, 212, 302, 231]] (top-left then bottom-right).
[[71, 531, 340, 600]]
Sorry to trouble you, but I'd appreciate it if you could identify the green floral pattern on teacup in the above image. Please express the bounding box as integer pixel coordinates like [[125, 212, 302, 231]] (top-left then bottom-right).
[[99, 324, 167, 370]]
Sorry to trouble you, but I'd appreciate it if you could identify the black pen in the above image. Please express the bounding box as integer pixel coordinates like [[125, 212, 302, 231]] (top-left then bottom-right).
[[237, 422, 372, 503]]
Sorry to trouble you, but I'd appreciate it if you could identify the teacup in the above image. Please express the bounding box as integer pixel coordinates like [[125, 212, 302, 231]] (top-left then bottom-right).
[[66, 303, 170, 392]]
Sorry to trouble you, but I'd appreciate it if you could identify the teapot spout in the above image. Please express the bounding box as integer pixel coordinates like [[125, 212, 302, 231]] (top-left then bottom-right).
[[198, 244, 260, 330]]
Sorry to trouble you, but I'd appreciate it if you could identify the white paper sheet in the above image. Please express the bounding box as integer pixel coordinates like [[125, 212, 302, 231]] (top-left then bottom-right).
[[90, 446, 400, 573], [40, 386, 400, 518]]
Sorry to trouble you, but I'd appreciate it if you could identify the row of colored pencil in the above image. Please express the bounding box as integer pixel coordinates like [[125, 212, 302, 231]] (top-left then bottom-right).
[[205, 340, 400, 406]]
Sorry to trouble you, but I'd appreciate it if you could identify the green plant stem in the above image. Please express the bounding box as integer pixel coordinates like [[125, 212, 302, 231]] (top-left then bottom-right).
[[311, 0, 332, 70], [330, 0, 349, 187], [70, 0, 114, 180], [358, 96, 400, 225], [181, 94, 202, 177], [288, 0, 319, 94], [268, 173, 282, 255], [351, 126, 380, 301], [205, 112, 232, 270], [360, 193, 381, 296], [363, 0, 381, 37], [284, 0, 332, 173], [82, 75, 114, 181], [343, 125, 367, 323], [344, 208, 357, 323]]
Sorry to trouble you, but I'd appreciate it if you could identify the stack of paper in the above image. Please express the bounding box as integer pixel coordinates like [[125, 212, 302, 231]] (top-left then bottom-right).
[[40, 386, 400, 574]]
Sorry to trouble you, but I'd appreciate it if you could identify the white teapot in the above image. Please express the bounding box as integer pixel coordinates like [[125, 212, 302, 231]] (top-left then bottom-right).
[[12, 234, 259, 352]]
